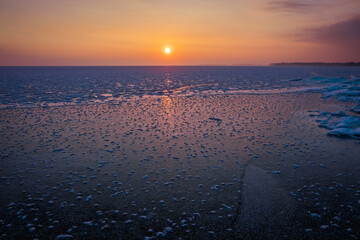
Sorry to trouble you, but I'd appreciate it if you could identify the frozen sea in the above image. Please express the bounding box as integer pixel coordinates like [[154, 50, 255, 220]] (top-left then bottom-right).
[[0, 66, 360, 108], [0, 66, 360, 239]]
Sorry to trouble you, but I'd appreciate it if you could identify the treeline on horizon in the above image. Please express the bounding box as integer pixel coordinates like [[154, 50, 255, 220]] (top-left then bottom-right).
[[270, 62, 360, 66]]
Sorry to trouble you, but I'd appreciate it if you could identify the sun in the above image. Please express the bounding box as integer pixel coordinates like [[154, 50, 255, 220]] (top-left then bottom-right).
[[164, 47, 171, 54]]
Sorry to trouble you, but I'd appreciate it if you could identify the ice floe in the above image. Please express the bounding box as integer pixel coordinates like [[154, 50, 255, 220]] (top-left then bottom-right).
[[302, 75, 360, 139], [316, 114, 360, 139]]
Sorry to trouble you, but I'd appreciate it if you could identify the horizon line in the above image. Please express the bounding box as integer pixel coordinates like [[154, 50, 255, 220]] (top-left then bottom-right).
[[0, 64, 269, 67], [1, 62, 359, 67]]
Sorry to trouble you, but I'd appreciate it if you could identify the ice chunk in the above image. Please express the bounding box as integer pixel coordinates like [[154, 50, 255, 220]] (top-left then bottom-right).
[[328, 127, 360, 139], [352, 99, 360, 113], [317, 114, 360, 139], [56, 235, 73, 240]]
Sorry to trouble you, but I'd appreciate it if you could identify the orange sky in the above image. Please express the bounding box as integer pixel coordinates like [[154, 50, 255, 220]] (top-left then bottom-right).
[[0, 0, 359, 65]]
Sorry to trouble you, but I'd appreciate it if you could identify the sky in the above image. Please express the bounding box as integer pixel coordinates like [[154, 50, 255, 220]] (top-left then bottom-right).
[[0, 0, 359, 66]]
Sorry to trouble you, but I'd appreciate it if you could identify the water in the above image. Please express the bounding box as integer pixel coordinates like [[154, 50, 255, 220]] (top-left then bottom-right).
[[1, 66, 360, 108]]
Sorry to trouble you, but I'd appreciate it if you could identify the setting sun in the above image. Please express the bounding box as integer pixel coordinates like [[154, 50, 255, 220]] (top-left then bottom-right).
[[164, 47, 171, 54]]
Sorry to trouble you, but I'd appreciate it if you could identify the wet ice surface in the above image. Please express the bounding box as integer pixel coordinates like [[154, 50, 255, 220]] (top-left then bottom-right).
[[1, 66, 360, 239], [1, 93, 360, 239]]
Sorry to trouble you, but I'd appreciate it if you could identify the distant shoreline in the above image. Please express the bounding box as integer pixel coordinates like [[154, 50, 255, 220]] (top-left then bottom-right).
[[270, 62, 360, 66]]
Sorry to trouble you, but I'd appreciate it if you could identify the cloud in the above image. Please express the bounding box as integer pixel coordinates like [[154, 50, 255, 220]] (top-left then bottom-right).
[[304, 14, 360, 47], [265, 0, 320, 12], [287, 14, 360, 58], [265, 0, 353, 13]]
